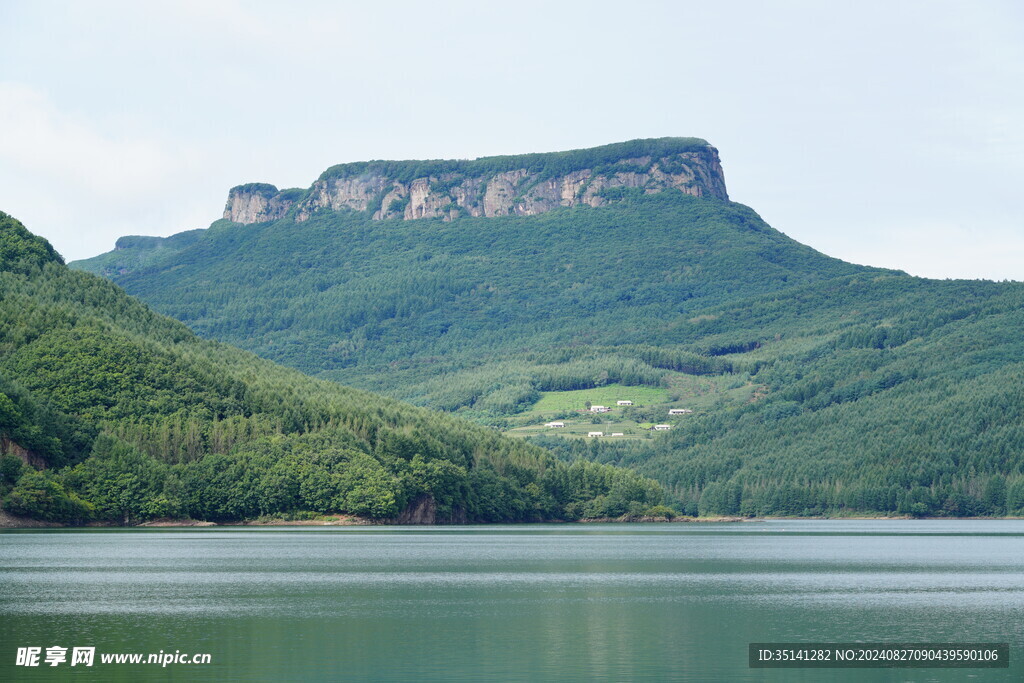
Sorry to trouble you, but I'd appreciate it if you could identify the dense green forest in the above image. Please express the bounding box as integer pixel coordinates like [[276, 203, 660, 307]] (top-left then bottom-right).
[[0, 212, 667, 524], [75, 187, 1024, 518], [77, 191, 876, 412], [528, 275, 1024, 517], [73, 162, 1024, 519]]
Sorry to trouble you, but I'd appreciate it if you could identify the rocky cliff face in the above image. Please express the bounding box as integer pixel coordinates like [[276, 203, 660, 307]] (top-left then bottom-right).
[[223, 138, 729, 224], [395, 494, 467, 524], [1, 437, 46, 469], [223, 183, 296, 223]]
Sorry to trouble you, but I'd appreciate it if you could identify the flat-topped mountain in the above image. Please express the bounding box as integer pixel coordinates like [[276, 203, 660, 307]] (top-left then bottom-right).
[[223, 138, 729, 224], [71, 139, 1024, 519]]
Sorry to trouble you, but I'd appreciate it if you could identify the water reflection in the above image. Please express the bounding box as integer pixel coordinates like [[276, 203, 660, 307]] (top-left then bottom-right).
[[1, 521, 1022, 681]]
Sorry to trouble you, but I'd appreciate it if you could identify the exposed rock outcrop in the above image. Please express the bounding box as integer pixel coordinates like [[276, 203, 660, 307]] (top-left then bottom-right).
[[223, 183, 302, 224], [395, 495, 467, 525], [222, 138, 729, 224], [0, 437, 46, 469], [0, 510, 62, 528]]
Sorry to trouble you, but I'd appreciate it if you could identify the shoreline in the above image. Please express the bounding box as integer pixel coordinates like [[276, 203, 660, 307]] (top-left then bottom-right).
[[3, 510, 1021, 529]]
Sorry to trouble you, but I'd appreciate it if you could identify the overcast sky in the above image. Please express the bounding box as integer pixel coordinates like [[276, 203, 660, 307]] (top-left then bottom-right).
[[1, 0, 1021, 279]]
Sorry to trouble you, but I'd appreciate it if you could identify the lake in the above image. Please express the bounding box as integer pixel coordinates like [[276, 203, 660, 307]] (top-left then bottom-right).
[[1, 520, 1022, 681]]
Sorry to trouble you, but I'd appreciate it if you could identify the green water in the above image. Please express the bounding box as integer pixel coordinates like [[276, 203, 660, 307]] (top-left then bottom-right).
[[1, 521, 1022, 681]]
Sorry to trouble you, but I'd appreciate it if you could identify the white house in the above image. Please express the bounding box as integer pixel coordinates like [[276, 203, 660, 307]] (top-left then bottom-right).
[[653, 424, 672, 431], [589, 405, 609, 413], [616, 400, 633, 406], [588, 431, 603, 437], [668, 408, 693, 415], [610, 432, 624, 437], [544, 421, 565, 428]]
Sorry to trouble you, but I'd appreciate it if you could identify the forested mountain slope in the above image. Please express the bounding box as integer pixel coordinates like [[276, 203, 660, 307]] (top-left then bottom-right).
[[0, 212, 665, 523], [75, 189, 879, 411], [533, 274, 1024, 517], [71, 140, 1024, 518]]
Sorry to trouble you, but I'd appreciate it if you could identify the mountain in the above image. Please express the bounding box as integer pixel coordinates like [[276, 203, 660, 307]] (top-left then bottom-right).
[[72, 139, 1024, 518], [75, 139, 879, 412], [0, 211, 666, 524]]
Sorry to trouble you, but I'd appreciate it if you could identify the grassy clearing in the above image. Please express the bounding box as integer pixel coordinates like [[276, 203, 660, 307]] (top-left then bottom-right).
[[526, 383, 669, 415], [502, 376, 762, 440]]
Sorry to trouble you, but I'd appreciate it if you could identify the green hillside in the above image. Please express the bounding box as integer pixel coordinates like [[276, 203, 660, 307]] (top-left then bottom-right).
[[71, 147, 1024, 519], [0, 212, 666, 524], [75, 191, 878, 412], [530, 274, 1024, 517]]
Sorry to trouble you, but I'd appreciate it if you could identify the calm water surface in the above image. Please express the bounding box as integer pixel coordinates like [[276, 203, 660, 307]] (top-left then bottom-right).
[[1, 520, 1022, 681]]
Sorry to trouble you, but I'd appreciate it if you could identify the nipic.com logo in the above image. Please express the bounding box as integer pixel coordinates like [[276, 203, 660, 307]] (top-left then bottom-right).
[[15, 646, 211, 667]]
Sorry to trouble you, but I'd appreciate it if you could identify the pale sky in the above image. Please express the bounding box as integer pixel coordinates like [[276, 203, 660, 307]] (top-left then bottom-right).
[[1, 0, 1021, 280]]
